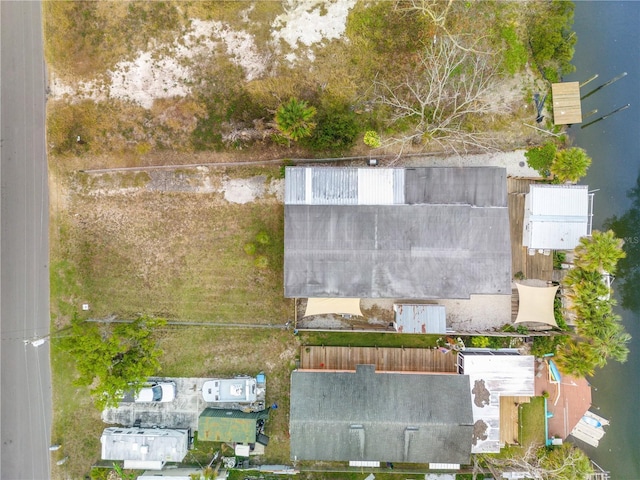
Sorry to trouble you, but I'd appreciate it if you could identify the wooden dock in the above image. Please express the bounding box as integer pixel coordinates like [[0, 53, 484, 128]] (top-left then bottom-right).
[[508, 178, 554, 281], [299, 346, 458, 373]]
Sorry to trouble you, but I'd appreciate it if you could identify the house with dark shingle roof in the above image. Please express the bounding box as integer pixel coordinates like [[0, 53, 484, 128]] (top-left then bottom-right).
[[284, 166, 511, 299], [289, 365, 474, 464]]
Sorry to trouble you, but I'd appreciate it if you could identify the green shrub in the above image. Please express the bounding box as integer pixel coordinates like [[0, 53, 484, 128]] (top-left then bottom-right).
[[525, 141, 557, 177], [244, 243, 257, 256], [254, 255, 269, 268], [471, 336, 490, 348], [364, 130, 382, 148], [255, 231, 271, 245], [554, 296, 568, 330], [307, 107, 360, 153], [531, 334, 568, 357], [500, 26, 528, 75], [90, 468, 110, 480], [553, 251, 566, 269], [527, 0, 576, 81]]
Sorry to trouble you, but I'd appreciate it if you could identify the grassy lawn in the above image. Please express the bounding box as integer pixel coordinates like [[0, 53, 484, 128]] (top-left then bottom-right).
[[520, 396, 547, 447], [300, 331, 440, 349]]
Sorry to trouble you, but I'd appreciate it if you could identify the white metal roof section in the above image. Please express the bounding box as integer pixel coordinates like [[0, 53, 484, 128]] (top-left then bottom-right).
[[523, 184, 593, 250], [284, 167, 404, 205], [457, 353, 535, 454], [393, 304, 446, 334], [100, 427, 189, 465]]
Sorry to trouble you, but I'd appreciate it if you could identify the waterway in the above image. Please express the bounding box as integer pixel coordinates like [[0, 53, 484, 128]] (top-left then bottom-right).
[[565, 2, 640, 478]]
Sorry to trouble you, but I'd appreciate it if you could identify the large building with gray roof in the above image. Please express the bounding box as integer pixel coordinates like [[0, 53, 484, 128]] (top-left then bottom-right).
[[289, 365, 474, 464], [284, 166, 511, 299]]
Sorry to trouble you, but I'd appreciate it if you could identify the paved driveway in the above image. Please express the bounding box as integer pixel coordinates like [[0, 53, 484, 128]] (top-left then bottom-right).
[[102, 377, 215, 432]]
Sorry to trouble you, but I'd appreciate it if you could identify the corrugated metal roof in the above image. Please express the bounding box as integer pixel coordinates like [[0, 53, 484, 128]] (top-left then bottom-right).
[[523, 185, 591, 249], [290, 365, 473, 464], [393, 304, 446, 334], [457, 353, 534, 454], [529, 184, 588, 216], [285, 167, 511, 299], [285, 167, 404, 205], [101, 427, 189, 462]]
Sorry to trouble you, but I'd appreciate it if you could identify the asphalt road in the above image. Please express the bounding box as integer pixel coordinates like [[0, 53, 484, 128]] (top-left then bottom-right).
[[1, 1, 52, 479]]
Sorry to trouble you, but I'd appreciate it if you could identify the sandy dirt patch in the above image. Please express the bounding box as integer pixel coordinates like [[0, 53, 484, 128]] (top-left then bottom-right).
[[271, 0, 356, 61], [49, 1, 357, 107]]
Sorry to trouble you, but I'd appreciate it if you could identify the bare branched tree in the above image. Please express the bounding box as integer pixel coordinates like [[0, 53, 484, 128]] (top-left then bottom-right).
[[374, 37, 501, 155], [480, 443, 593, 480], [396, 1, 492, 55], [402, 0, 454, 28]]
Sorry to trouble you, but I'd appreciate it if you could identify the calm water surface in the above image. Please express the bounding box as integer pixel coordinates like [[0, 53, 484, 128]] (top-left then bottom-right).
[[566, 1, 640, 478]]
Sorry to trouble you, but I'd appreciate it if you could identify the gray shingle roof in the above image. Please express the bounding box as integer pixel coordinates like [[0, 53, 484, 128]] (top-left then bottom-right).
[[284, 167, 511, 299], [289, 365, 473, 464]]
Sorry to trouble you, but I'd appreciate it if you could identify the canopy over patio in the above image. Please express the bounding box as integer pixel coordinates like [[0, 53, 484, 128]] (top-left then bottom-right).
[[303, 298, 363, 318], [514, 283, 559, 328]]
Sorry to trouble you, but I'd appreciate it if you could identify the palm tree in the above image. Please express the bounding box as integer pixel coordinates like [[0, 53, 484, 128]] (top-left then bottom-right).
[[556, 340, 598, 377], [574, 229, 625, 274], [550, 147, 592, 183], [590, 322, 631, 365], [274, 98, 317, 144], [576, 308, 616, 338]]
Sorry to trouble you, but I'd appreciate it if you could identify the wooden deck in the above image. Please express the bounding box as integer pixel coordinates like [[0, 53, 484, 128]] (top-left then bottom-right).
[[508, 178, 554, 281], [534, 360, 592, 439], [500, 396, 531, 445], [299, 346, 458, 373]]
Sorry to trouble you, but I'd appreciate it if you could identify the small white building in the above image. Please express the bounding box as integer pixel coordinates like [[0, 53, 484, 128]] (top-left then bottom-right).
[[523, 184, 594, 251], [101, 427, 189, 470], [457, 351, 535, 454]]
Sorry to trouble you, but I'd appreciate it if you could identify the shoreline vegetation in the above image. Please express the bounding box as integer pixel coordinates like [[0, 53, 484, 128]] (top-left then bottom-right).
[[44, 2, 622, 479]]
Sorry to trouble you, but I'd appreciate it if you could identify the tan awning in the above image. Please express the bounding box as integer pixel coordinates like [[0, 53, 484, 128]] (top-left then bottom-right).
[[514, 283, 559, 327], [304, 298, 363, 318]]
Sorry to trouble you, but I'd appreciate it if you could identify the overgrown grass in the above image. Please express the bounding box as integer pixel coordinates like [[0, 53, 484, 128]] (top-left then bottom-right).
[[52, 173, 289, 323], [50, 340, 104, 479], [44, 1, 185, 80]]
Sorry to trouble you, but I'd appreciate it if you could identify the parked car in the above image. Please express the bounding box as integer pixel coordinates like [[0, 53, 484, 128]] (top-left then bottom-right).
[[134, 381, 176, 403]]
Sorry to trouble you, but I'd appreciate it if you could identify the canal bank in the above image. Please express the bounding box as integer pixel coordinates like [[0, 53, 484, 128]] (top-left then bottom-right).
[[566, 2, 640, 478]]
